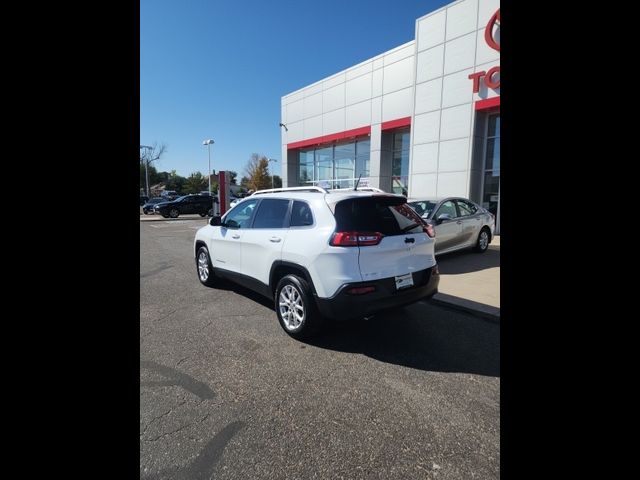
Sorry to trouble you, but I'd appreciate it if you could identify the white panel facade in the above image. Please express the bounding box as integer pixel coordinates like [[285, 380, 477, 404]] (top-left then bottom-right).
[[323, 109, 345, 135], [440, 104, 472, 140], [304, 82, 323, 97], [287, 99, 304, 123], [371, 96, 382, 124], [417, 10, 446, 52], [346, 73, 372, 105], [286, 121, 303, 143], [323, 73, 345, 90], [409, 173, 438, 198], [383, 56, 414, 95], [438, 137, 470, 172], [478, 0, 501, 26], [411, 142, 439, 174], [346, 61, 372, 81], [437, 171, 468, 197], [413, 111, 440, 145], [346, 101, 371, 130], [303, 115, 322, 139], [415, 78, 442, 114], [475, 28, 500, 66], [443, 32, 476, 75], [323, 84, 345, 112], [416, 46, 444, 84], [382, 87, 413, 122], [303, 92, 322, 118], [372, 68, 384, 97], [383, 42, 415, 65], [441, 68, 474, 108], [446, 0, 478, 40]]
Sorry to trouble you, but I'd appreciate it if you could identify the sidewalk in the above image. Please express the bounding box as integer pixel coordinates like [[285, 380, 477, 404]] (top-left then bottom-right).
[[431, 236, 500, 322]]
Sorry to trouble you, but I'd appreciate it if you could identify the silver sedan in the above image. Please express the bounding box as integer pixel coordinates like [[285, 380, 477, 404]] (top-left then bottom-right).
[[407, 197, 495, 255]]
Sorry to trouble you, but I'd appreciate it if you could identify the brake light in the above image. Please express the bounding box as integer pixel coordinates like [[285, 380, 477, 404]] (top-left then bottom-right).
[[423, 223, 435, 238], [346, 286, 376, 295], [330, 231, 383, 246]]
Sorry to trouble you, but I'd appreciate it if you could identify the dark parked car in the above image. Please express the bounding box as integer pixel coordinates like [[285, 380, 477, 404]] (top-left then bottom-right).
[[156, 195, 216, 218], [142, 197, 165, 214], [140, 195, 149, 206]]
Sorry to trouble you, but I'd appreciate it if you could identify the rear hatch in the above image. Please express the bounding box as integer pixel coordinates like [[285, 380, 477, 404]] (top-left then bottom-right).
[[332, 196, 436, 282]]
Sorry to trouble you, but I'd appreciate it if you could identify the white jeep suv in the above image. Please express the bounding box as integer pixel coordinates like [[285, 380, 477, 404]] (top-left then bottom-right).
[[194, 187, 439, 339]]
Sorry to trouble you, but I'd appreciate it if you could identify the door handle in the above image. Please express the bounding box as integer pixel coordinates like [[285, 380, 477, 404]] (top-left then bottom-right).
[[404, 237, 415, 243], [269, 237, 282, 243], [456, 220, 462, 224], [232, 234, 240, 239]]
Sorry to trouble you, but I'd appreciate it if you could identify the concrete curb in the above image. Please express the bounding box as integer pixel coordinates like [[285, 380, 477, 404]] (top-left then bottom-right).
[[430, 293, 500, 323]]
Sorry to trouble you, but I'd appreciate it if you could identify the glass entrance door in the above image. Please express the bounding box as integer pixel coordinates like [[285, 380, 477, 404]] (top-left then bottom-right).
[[482, 114, 500, 234]]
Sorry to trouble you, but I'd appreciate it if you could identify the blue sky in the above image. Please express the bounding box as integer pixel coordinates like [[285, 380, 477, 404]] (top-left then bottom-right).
[[140, 0, 449, 178]]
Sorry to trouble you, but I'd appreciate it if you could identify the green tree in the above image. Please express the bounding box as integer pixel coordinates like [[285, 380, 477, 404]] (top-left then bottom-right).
[[165, 170, 187, 194], [183, 171, 208, 194], [227, 171, 238, 185], [243, 154, 271, 191], [272, 175, 283, 188]]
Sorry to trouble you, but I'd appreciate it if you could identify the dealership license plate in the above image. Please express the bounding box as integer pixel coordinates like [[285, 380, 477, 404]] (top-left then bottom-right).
[[395, 273, 414, 290]]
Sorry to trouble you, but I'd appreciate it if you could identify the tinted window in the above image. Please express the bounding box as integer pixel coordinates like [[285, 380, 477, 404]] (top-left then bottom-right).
[[252, 199, 290, 229], [290, 201, 313, 227], [223, 199, 258, 228], [456, 200, 478, 216], [435, 200, 458, 219], [407, 200, 437, 218], [334, 197, 424, 235]]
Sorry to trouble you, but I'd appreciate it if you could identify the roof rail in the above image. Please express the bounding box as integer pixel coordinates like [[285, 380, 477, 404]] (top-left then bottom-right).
[[329, 187, 386, 193], [251, 186, 328, 195]]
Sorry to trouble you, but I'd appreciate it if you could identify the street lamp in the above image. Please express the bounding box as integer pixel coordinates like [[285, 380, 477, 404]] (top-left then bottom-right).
[[202, 139, 214, 194], [140, 145, 153, 197], [267, 158, 278, 189]]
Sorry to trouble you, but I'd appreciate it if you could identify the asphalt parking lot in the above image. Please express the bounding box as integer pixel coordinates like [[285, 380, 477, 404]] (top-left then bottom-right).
[[140, 216, 500, 479]]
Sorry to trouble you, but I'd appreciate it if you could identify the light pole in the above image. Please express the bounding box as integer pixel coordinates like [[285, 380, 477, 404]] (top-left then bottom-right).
[[140, 145, 153, 197], [203, 139, 214, 193], [267, 158, 278, 188]]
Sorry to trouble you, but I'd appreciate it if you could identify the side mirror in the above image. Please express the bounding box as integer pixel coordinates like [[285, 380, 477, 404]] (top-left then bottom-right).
[[436, 213, 452, 224], [210, 216, 222, 226]]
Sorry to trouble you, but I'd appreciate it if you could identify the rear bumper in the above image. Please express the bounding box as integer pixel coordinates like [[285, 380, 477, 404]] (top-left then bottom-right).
[[315, 265, 439, 320]]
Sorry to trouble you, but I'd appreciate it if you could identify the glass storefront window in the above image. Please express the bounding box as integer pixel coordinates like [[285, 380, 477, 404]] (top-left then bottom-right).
[[297, 137, 370, 189], [482, 114, 500, 219], [391, 129, 410, 195]]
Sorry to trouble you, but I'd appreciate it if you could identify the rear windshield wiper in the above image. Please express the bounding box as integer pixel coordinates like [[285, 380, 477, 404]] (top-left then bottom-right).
[[401, 223, 422, 233]]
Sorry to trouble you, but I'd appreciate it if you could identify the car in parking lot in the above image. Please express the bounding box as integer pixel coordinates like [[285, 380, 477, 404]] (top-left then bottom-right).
[[141, 197, 165, 214], [194, 186, 439, 339], [406, 197, 495, 255], [156, 194, 216, 218]]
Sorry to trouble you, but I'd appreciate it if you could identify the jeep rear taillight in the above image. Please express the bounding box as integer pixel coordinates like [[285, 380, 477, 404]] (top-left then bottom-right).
[[423, 223, 435, 238], [330, 231, 383, 247]]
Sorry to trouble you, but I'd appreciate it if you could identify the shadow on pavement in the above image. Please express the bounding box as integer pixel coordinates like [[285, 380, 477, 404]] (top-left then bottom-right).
[[436, 244, 500, 275], [306, 301, 500, 377]]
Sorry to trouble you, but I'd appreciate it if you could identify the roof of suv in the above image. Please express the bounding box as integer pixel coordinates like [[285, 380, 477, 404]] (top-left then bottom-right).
[[246, 187, 404, 205]]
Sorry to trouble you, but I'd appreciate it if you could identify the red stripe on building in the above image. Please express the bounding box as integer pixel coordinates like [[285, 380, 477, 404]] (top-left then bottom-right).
[[381, 116, 411, 131], [287, 126, 371, 150], [475, 96, 500, 111]]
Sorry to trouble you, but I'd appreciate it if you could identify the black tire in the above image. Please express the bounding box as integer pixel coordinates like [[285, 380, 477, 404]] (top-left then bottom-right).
[[474, 227, 491, 253], [199, 212, 207, 217], [143, 209, 149, 215], [161, 214, 169, 218], [169, 208, 180, 218], [207, 208, 214, 217], [275, 274, 322, 339], [195, 246, 217, 287]]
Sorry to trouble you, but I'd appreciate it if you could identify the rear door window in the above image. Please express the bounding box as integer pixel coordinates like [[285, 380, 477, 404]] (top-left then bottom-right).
[[252, 199, 290, 229], [334, 197, 424, 235], [290, 201, 314, 227]]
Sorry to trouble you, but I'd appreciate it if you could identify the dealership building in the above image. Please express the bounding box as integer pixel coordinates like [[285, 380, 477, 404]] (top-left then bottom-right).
[[280, 0, 500, 232]]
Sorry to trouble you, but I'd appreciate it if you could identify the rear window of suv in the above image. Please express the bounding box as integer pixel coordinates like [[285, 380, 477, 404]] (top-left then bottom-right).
[[333, 197, 424, 235]]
